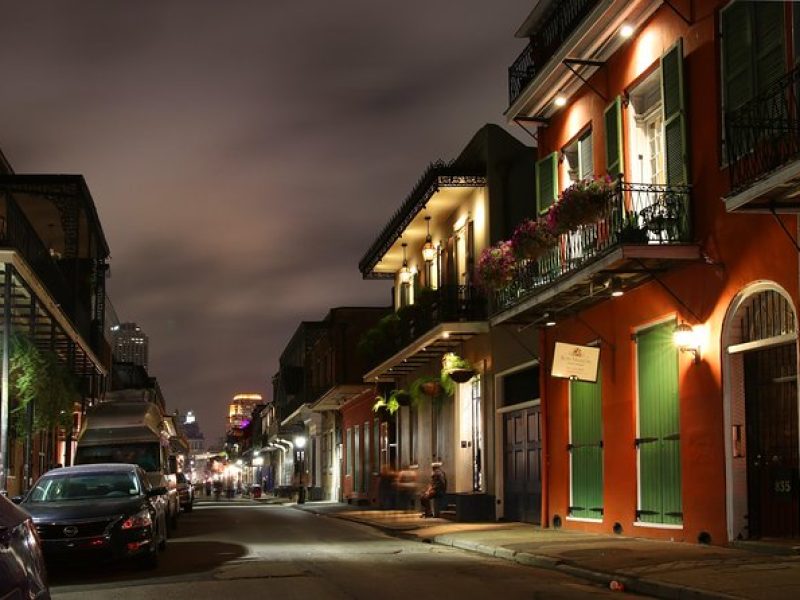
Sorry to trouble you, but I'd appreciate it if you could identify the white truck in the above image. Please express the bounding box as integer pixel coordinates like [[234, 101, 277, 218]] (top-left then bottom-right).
[[75, 392, 181, 530]]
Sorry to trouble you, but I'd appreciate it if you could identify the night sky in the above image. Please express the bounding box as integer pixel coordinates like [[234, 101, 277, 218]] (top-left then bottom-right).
[[0, 1, 530, 443]]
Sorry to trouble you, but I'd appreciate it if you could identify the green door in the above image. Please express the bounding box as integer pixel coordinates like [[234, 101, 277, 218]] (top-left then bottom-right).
[[636, 321, 681, 525], [570, 374, 603, 519]]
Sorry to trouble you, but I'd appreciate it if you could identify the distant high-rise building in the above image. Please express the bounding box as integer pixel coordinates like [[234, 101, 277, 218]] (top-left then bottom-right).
[[183, 411, 205, 453], [228, 393, 263, 431], [111, 322, 149, 368]]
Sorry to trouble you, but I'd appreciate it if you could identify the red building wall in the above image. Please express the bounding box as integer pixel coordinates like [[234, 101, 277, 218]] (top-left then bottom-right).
[[340, 389, 381, 503], [533, 0, 799, 543]]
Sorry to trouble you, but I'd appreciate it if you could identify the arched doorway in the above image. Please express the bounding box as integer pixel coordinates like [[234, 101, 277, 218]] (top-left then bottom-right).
[[723, 283, 798, 540]]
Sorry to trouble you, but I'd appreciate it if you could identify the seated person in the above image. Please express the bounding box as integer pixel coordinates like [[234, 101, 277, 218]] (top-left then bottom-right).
[[420, 462, 447, 518]]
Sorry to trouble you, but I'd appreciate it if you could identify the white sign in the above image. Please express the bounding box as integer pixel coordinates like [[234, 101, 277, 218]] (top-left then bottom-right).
[[551, 342, 600, 383]]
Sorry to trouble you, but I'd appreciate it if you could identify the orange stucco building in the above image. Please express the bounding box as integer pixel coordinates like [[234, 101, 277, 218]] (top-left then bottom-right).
[[496, 0, 799, 544]]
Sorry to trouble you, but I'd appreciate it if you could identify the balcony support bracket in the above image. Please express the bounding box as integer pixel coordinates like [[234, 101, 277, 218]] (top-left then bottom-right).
[[513, 116, 549, 141], [771, 206, 800, 254], [562, 58, 607, 102], [663, 0, 693, 26]]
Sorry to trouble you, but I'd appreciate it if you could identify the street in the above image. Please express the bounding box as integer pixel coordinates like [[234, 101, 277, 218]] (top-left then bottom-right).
[[49, 500, 644, 599]]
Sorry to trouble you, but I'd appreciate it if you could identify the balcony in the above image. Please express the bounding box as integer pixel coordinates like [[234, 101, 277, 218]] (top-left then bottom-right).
[[363, 284, 488, 381], [492, 181, 701, 324], [508, 0, 601, 106], [724, 65, 800, 212]]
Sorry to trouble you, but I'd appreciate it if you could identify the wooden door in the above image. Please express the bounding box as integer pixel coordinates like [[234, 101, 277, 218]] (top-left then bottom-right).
[[745, 343, 799, 538], [503, 406, 542, 523]]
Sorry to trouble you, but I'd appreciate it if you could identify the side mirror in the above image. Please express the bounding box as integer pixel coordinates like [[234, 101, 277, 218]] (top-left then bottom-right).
[[11, 496, 24, 505], [148, 487, 168, 497]]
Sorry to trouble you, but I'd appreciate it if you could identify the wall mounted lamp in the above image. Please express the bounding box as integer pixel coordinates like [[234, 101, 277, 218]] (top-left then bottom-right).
[[673, 322, 702, 363]]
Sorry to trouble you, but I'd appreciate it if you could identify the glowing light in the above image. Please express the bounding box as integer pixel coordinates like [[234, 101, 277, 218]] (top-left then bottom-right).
[[294, 435, 307, 449], [252, 456, 264, 467], [673, 322, 705, 363], [554, 95, 567, 107], [620, 24, 634, 38]]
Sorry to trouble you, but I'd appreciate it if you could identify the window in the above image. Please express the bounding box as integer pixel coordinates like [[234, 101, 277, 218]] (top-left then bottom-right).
[[629, 71, 665, 185], [536, 152, 559, 213], [721, 0, 786, 115], [563, 130, 594, 184]]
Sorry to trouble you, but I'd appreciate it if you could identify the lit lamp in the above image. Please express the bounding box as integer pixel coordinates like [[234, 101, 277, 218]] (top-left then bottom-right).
[[399, 243, 412, 283], [673, 322, 701, 363], [294, 434, 307, 504], [422, 216, 436, 263], [294, 435, 307, 449], [252, 456, 264, 467]]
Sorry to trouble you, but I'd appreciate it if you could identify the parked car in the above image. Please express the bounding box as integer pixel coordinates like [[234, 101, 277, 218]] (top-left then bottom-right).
[[176, 472, 193, 512], [0, 491, 50, 599], [17, 463, 168, 569]]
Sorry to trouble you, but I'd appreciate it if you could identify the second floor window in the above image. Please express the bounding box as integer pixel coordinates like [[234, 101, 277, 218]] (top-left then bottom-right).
[[629, 70, 665, 185], [563, 129, 594, 185]]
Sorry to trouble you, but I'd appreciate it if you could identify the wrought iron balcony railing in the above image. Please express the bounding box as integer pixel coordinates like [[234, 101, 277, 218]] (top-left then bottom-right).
[[0, 195, 96, 347], [508, 0, 600, 106], [493, 180, 691, 314], [725, 64, 800, 194], [363, 284, 487, 369]]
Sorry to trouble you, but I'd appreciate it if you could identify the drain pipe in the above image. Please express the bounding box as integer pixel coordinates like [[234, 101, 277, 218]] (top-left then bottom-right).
[[539, 324, 550, 529]]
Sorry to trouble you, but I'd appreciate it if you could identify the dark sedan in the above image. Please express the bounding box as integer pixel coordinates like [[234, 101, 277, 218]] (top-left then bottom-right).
[[0, 491, 50, 599], [18, 463, 168, 569]]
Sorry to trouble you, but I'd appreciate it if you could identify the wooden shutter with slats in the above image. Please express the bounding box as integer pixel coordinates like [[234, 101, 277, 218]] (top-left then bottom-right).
[[604, 97, 623, 178]]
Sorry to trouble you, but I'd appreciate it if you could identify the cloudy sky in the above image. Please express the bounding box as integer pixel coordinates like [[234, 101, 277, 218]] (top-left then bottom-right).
[[0, 1, 530, 442]]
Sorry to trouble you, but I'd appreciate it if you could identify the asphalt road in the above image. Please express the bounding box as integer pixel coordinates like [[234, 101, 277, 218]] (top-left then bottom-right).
[[50, 500, 645, 599]]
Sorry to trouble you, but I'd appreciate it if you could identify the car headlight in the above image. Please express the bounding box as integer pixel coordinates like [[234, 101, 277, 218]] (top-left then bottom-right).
[[120, 509, 153, 531]]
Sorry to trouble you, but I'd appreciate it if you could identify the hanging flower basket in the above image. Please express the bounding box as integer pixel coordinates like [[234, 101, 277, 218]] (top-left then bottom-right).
[[442, 353, 476, 384], [447, 369, 475, 383], [477, 241, 516, 290], [510, 218, 558, 260], [552, 176, 616, 231]]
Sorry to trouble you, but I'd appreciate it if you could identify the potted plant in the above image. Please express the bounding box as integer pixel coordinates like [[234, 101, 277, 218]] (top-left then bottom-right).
[[510, 218, 557, 260], [372, 395, 400, 416], [617, 212, 649, 243], [410, 374, 456, 408], [441, 352, 476, 384], [477, 241, 516, 291], [550, 175, 615, 232]]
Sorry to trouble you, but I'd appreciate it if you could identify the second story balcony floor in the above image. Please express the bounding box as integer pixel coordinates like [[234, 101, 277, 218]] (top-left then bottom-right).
[[491, 179, 701, 325]]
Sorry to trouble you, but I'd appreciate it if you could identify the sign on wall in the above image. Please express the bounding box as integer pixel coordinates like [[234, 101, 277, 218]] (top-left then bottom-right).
[[551, 342, 600, 383]]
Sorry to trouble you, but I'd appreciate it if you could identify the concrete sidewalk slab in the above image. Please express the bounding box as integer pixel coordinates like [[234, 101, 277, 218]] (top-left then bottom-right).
[[295, 502, 800, 600]]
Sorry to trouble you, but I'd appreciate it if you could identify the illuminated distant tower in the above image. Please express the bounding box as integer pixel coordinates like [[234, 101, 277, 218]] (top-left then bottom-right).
[[111, 322, 149, 368]]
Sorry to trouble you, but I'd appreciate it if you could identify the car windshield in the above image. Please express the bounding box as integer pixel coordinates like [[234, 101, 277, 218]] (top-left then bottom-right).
[[28, 472, 141, 502], [75, 443, 160, 472]]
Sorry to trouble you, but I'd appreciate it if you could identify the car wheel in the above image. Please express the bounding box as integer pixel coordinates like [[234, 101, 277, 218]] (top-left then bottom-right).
[[138, 543, 159, 569], [159, 515, 167, 550]]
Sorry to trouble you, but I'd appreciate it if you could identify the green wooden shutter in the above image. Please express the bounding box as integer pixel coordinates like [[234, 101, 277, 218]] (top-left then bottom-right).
[[661, 39, 688, 186], [637, 321, 681, 525], [579, 131, 594, 180], [536, 152, 558, 214], [754, 1, 785, 95], [603, 97, 623, 178], [721, 1, 754, 114], [570, 374, 603, 519]]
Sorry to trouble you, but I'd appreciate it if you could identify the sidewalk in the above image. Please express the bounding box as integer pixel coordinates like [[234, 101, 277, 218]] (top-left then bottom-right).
[[295, 502, 800, 600]]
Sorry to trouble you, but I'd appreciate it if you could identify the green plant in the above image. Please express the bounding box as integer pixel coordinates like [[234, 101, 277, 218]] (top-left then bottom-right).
[[409, 374, 455, 408], [9, 334, 79, 435], [372, 388, 413, 415], [442, 352, 472, 373], [618, 212, 649, 243]]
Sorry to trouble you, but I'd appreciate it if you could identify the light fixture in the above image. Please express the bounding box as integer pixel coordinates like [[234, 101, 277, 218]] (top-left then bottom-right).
[[609, 277, 624, 297], [294, 435, 307, 449], [673, 322, 701, 363], [620, 24, 634, 38], [554, 95, 567, 107], [252, 456, 264, 467], [545, 319, 557, 327], [399, 242, 412, 284], [422, 216, 436, 263]]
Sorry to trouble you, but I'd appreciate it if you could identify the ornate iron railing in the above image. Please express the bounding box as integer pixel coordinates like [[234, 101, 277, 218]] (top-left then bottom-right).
[[508, 0, 600, 106], [362, 285, 486, 370], [493, 180, 691, 314], [725, 64, 800, 194], [0, 194, 93, 343]]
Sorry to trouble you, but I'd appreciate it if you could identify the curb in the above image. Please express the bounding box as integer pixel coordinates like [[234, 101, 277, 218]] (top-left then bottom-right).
[[304, 507, 742, 600]]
